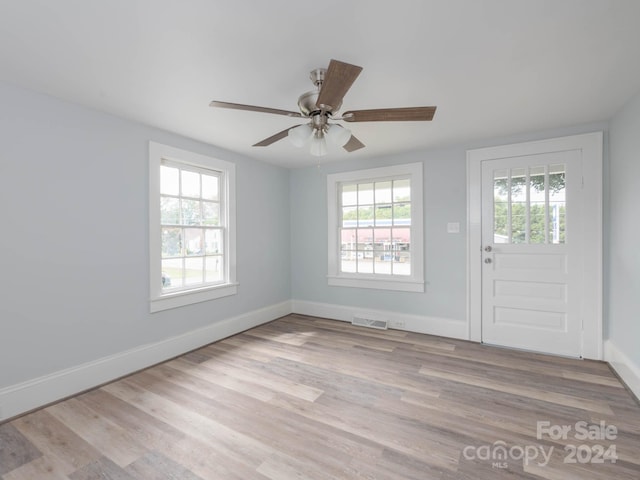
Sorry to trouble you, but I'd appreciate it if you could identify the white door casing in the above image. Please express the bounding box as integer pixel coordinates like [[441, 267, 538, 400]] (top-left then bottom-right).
[[467, 132, 603, 359]]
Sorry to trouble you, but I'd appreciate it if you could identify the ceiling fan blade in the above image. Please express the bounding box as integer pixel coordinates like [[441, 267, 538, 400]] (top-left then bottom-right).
[[343, 135, 365, 152], [316, 59, 363, 112], [253, 126, 300, 147], [210, 101, 302, 118], [342, 106, 437, 122]]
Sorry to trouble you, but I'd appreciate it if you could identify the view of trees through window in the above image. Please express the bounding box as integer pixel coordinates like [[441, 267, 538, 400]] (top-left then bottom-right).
[[160, 162, 225, 290], [493, 165, 566, 244]]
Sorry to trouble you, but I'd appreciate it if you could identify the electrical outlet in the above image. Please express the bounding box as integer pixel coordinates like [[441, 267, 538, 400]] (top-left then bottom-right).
[[390, 319, 406, 329]]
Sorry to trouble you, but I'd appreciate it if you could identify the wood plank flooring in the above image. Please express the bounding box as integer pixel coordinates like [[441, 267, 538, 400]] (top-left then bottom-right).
[[1, 314, 639, 479]]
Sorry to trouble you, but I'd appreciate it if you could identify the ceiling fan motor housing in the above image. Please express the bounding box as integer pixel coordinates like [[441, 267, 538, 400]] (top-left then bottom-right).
[[297, 90, 342, 117]]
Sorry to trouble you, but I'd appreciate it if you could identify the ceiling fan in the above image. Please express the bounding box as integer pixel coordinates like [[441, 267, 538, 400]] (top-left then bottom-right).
[[210, 59, 437, 156]]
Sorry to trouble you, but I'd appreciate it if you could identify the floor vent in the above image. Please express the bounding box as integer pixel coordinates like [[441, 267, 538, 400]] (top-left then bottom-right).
[[352, 316, 388, 330]]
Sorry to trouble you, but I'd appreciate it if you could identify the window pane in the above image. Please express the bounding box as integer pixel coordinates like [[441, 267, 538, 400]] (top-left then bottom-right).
[[205, 256, 223, 283], [374, 204, 392, 225], [340, 251, 357, 273], [510, 168, 527, 244], [375, 181, 392, 204], [184, 257, 203, 285], [549, 164, 566, 244], [393, 178, 410, 202], [161, 258, 183, 289], [357, 254, 374, 274], [181, 170, 200, 198], [358, 183, 374, 205], [393, 252, 411, 276], [341, 206, 357, 227], [184, 228, 203, 256], [493, 169, 509, 243], [529, 166, 546, 244], [202, 174, 219, 201], [374, 255, 392, 274], [392, 227, 411, 253], [340, 229, 357, 251], [203, 201, 220, 226], [161, 228, 182, 258], [160, 197, 180, 225], [358, 206, 374, 227], [356, 228, 373, 250], [373, 228, 392, 252], [341, 183, 357, 206], [181, 199, 201, 225], [393, 203, 411, 225], [205, 229, 223, 254], [160, 166, 179, 195]]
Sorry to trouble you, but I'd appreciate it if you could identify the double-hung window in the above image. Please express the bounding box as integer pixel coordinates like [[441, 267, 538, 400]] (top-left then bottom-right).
[[327, 163, 424, 292], [149, 142, 237, 312]]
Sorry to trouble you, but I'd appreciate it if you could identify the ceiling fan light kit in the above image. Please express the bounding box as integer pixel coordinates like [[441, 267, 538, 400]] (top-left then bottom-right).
[[210, 59, 437, 157], [288, 123, 313, 147]]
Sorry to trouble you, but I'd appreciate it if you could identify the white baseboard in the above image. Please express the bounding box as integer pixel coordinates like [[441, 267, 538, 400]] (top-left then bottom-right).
[[0, 301, 292, 422], [604, 340, 640, 402], [291, 299, 469, 340]]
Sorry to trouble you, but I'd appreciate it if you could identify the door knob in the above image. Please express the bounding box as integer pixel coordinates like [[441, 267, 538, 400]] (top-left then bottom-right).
[[484, 245, 492, 252], [484, 258, 492, 264]]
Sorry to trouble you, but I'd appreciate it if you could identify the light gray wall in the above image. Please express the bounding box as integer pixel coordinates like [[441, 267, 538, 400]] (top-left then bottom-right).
[[0, 81, 291, 388], [607, 89, 640, 368], [290, 122, 609, 325]]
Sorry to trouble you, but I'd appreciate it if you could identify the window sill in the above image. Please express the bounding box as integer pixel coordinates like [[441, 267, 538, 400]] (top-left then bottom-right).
[[150, 282, 238, 313], [327, 275, 424, 292]]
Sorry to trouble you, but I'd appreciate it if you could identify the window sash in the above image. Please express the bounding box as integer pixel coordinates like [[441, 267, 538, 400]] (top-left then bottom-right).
[[149, 142, 237, 313], [327, 163, 424, 292]]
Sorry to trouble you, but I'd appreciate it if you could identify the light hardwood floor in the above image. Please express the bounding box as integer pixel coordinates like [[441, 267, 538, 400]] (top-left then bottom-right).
[[1, 314, 639, 479]]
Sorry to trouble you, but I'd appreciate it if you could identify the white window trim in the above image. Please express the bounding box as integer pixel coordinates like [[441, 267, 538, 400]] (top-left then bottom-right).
[[149, 141, 237, 313], [327, 162, 424, 292]]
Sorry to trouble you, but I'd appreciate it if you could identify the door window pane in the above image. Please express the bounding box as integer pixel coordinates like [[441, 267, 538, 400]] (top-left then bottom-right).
[[493, 169, 509, 243], [529, 166, 546, 244], [549, 164, 566, 244], [493, 164, 566, 245], [510, 168, 527, 244]]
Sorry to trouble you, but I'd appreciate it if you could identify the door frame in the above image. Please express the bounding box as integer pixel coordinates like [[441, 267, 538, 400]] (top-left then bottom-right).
[[466, 132, 603, 359]]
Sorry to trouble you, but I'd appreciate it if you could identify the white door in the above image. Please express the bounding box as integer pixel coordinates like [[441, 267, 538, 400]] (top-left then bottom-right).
[[480, 150, 584, 357]]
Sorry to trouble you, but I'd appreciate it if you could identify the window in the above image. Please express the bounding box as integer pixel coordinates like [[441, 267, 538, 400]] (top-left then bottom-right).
[[493, 164, 566, 244], [327, 163, 424, 292], [149, 142, 237, 312]]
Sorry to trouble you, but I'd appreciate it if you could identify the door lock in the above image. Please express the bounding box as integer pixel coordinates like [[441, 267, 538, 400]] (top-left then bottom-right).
[[484, 245, 492, 252]]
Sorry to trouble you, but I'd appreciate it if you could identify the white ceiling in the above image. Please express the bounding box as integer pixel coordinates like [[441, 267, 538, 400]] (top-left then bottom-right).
[[1, 0, 639, 168]]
